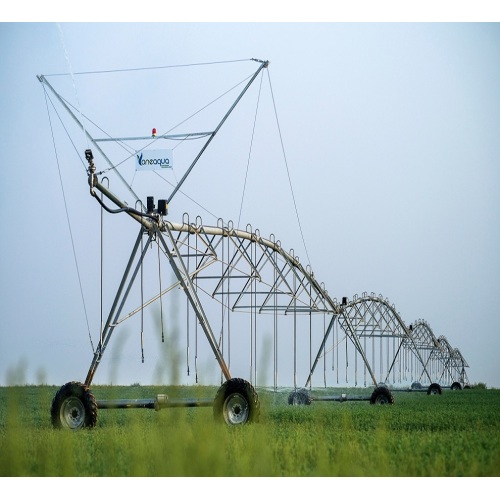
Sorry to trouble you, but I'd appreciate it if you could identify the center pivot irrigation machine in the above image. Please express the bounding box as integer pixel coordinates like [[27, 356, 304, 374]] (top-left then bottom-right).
[[38, 58, 470, 430]]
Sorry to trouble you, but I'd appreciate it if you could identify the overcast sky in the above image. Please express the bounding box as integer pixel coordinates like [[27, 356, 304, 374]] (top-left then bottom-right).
[[1, 15, 499, 390]]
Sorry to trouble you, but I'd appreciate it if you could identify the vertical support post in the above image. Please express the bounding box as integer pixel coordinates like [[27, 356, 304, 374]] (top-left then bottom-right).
[[309, 281, 312, 389], [273, 241, 278, 391], [293, 271, 297, 389], [227, 228, 231, 372], [323, 313, 327, 388], [336, 319, 339, 385]]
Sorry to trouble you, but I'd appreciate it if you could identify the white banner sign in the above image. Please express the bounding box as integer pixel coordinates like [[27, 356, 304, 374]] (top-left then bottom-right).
[[136, 150, 173, 171]]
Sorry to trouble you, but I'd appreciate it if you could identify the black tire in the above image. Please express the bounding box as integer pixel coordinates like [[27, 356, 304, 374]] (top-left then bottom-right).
[[213, 378, 260, 425], [451, 382, 462, 391], [411, 382, 423, 390], [370, 385, 395, 405], [288, 388, 312, 405], [51, 381, 98, 430], [427, 383, 442, 395], [464, 385, 471, 390]]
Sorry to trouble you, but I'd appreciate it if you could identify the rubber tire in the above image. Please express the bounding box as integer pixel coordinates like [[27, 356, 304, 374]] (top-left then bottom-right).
[[411, 382, 423, 390], [213, 378, 260, 425], [370, 385, 395, 405], [288, 388, 312, 405], [451, 382, 462, 391], [427, 383, 442, 395], [51, 381, 98, 430]]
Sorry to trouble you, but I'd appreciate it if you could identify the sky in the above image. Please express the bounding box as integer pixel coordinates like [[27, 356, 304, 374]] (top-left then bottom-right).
[[1, 10, 500, 390]]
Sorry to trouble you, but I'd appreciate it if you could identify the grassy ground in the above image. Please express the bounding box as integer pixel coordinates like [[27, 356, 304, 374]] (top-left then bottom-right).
[[0, 384, 499, 476]]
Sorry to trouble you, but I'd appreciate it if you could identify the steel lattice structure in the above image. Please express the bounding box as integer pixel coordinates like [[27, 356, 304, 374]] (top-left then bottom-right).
[[82, 194, 469, 392], [409, 320, 469, 386], [38, 59, 471, 428]]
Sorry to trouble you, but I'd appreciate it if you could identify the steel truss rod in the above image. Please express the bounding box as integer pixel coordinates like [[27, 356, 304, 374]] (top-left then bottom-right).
[[94, 132, 213, 142], [167, 59, 269, 204], [37, 74, 142, 207], [85, 227, 152, 386], [304, 315, 337, 387]]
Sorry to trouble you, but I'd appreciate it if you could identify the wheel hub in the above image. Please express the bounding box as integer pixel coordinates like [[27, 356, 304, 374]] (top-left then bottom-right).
[[223, 393, 249, 425], [60, 396, 86, 430]]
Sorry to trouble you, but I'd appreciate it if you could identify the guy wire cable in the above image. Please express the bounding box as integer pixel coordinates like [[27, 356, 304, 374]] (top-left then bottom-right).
[[42, 83, 94, 354]]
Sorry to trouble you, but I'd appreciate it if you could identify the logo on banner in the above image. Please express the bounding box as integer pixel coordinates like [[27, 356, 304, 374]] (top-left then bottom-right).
[[136, 150, 173, 171]]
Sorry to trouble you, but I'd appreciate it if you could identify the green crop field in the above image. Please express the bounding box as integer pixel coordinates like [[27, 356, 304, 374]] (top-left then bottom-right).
[[0, 385, 499, 477]]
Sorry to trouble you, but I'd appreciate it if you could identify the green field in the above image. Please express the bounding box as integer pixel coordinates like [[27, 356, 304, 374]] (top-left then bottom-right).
[[0, 384, 499, 476]]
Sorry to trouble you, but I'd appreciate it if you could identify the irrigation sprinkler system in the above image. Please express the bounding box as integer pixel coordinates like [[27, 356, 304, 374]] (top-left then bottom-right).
[[38, 59, 470, 430]]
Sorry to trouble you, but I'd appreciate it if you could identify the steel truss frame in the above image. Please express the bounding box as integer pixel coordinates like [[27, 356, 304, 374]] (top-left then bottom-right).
[[83, 184, 353, 388], [409, 320, 469, 387], [331, 293, 432, 386], [40, 60, 469, 426]]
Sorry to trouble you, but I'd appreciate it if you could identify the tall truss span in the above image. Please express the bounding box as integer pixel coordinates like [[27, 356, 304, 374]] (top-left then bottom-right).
[[322, 293, 431, 387], [89, 186, 469, 391], [410, 320, 470, 387]]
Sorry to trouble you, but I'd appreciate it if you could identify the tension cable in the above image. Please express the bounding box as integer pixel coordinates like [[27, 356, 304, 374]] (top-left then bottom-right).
[[267, 70, 312, 268], [42, 85, 94, 353], [44, 58, 255, 77], [237, 69, 264, 228]]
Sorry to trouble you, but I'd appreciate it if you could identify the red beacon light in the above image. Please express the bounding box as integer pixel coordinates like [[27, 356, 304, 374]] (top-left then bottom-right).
[[152, 128, 157, 137]]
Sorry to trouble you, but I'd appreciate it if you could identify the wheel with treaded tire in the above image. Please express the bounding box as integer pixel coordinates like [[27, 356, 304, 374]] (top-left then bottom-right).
[[450, 382, 462, 390], [213, 378, 260, 425], [370, 385, 395, 405], [427, 383, 442, 395], [288, 388, 312, 405], [51, 381, 98, 430]]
